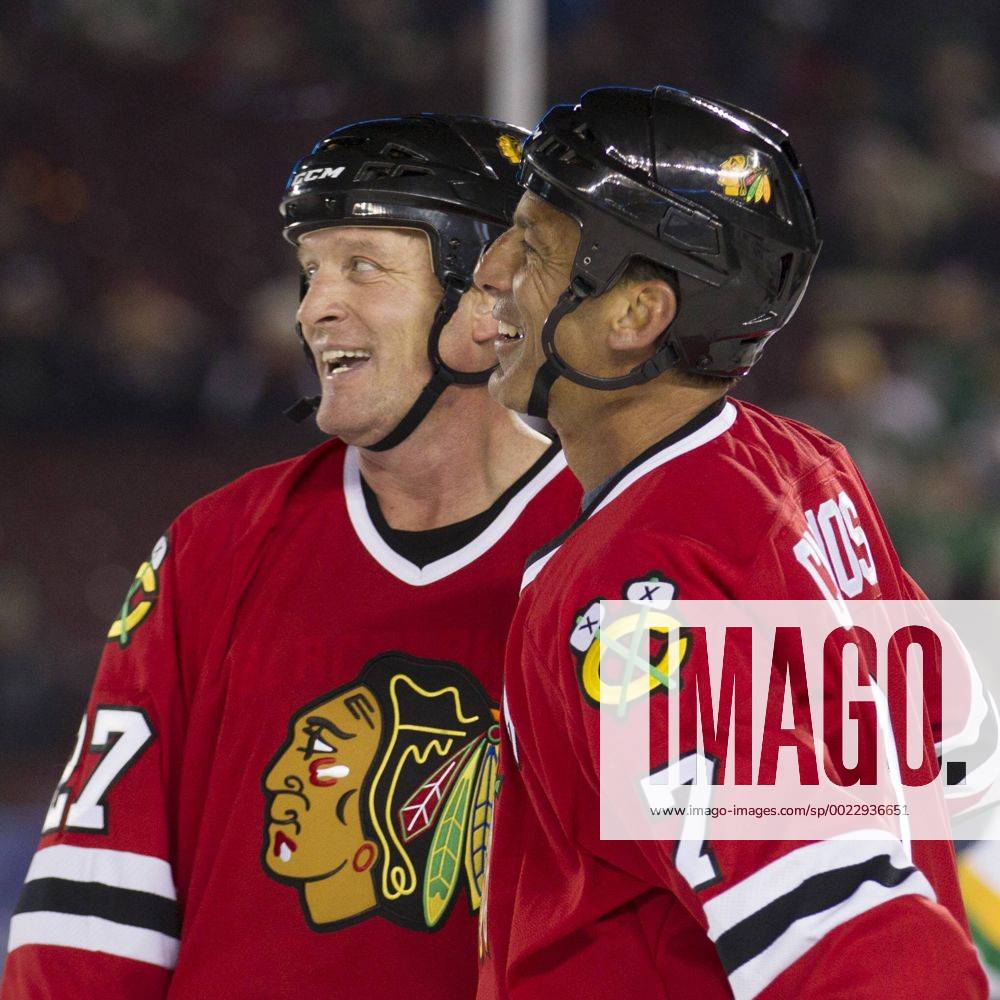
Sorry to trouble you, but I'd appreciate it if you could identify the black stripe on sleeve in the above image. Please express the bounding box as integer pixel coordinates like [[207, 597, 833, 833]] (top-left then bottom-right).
[[14, 878, 180, 938], [714, 854, 918, 975]]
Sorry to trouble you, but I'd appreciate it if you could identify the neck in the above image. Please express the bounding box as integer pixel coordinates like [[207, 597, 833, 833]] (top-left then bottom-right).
[[357, 389, 550, 530], [304, 866, 377, 926], [552, 382, 726, 493]]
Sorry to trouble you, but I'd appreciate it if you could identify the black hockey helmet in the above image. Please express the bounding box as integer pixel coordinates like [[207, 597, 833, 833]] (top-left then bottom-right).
[[281, 114, 528, 450], [516, 85, 822, 418]]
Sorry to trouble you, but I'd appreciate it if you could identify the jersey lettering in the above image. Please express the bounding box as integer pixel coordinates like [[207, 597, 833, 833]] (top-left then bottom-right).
[[43, 706, 155, 834]]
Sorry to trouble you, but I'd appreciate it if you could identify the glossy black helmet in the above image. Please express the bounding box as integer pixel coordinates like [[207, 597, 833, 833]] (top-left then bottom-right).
[[518, 85, 822, 417], [281, 114, 528, 449]]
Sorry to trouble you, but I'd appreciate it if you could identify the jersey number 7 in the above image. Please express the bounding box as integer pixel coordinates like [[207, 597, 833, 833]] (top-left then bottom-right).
[[42, 706, 155, 835]]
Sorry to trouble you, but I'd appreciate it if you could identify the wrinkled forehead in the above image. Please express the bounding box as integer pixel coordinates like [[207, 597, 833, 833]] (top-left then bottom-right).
[[512, 190, 581, 248], [295, 224, 433, 262]]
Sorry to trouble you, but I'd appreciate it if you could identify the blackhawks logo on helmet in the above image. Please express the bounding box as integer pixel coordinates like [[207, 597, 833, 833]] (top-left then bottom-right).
[[497, 133, 523, 165], [106, 534, 168, 648], [716, 153, 772, 205], [262, 652, 499, 934]]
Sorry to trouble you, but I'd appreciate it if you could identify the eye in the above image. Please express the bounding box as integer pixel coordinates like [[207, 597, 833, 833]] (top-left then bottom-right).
[[299, 726, 336, 758], [351, 257, 379, 273], [300, 262, 318, 283], [308, 732, 335, 754]]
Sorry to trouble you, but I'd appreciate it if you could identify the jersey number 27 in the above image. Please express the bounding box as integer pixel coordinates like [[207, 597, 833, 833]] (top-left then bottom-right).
[[42, 706, 155, 835]]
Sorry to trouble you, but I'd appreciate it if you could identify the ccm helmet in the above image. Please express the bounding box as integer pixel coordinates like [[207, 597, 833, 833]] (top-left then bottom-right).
[[281, 114, 528, 450], [518, 85, 821, 417]]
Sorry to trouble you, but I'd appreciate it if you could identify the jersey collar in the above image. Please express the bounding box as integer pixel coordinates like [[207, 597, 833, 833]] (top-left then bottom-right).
[[522, 397, 738, 590], [344, 443, 568, 587]]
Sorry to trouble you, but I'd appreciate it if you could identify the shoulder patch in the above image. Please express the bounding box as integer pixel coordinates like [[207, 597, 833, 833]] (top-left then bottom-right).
[[568, 571, 690, 710], [106, 534, 168, 648]]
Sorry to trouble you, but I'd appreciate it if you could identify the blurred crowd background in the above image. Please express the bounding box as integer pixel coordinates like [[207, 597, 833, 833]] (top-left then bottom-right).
[[1, 0, 998, 960]]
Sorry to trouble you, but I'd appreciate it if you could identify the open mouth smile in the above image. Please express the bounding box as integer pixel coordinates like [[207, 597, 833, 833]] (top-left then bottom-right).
[[496, 320, 524, 343], [321, 349, 372, 377]]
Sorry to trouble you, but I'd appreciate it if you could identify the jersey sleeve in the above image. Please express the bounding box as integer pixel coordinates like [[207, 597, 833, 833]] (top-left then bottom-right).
[[2, 519, 198, 998], [520, 536, 987, 1000]]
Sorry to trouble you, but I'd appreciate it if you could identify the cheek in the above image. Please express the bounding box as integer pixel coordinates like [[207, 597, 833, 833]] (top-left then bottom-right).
[[375, 311, 435, 378], [308, 757, 352, 787], [518, 267, 557, 325]]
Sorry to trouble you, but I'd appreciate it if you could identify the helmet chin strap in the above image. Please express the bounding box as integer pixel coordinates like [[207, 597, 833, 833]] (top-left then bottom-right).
[[286, 277, 496, 453], [524, 274, 686, 420], [525, 282, 589, 420]]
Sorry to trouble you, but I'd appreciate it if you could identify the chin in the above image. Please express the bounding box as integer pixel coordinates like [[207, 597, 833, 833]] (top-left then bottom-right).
[[316, 402, 365, 442], [317, 403, 399, 449], [488, 368, 530, 414]]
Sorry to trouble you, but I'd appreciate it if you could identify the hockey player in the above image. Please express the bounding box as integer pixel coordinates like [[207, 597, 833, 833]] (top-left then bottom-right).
[[473, 87, 989, 998], [2, 116, 581, 998]]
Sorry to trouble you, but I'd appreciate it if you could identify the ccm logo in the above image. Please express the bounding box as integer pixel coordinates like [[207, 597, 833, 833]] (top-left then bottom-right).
[[294, 165, 345, 185]]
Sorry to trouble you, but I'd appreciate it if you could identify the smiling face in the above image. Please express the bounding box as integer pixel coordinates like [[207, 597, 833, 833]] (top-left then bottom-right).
[[295, 226, 497, 445], [476, 191, 603, 413], [262, 685, 382, 886]]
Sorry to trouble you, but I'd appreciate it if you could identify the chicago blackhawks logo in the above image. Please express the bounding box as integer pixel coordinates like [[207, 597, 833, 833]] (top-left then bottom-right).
[[106, 534, 168, 647], [262, 652, 499, 934], [716, 153, 772, 205], [497, 133, 523, 165], [569, 573, 690, 711]]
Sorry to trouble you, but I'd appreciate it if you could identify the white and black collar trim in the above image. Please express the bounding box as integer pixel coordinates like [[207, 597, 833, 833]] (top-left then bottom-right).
[[521, 398, 738, 590], [344, 442, 567, 587]]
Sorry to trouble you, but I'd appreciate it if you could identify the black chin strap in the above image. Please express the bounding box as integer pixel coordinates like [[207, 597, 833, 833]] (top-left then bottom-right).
[[525, 283, 589, 419], [524, 274, 688, 419], [366, 277, 487, 452]]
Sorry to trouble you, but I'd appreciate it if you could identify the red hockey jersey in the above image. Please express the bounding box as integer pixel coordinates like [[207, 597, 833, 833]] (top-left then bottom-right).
[[3, 437, 581, 999], [478, 398, 987, 1000]]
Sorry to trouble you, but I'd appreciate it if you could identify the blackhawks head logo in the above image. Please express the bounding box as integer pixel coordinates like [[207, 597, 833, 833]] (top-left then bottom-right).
[[262, 652, 499, 933], [716, 153, 772, 205], [497, 133, 523, 165]]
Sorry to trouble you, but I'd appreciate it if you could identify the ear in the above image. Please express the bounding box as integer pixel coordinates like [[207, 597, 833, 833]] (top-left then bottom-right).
[[606, 279, 677, 353]]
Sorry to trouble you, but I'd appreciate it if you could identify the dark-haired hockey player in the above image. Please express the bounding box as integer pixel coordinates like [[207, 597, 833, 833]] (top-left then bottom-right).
[[474, 86, 987, 998]]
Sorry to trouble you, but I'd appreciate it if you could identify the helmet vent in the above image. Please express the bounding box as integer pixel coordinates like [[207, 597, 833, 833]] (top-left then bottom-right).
[[395, 165, 433, 178], [355, 162, 433, 181], [533, 135, 589, 166], [776, 252, 793, 296], [382, 142, 427, 161], [535, 135, 566, 155]]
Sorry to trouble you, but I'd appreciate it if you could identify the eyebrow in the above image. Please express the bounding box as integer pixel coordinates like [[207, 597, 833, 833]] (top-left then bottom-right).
[[296, 236, 381, 263], [305, 716, 356, 741], [512, 209, 536, 231]]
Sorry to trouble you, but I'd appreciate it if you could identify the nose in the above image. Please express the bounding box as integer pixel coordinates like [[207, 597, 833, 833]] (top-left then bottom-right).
[[264, 760, 302, 795], [296, 273, 349, 331], [474, 227, 518, 298], [464, 286, 499, 346], [268, 792, 304, 828]]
